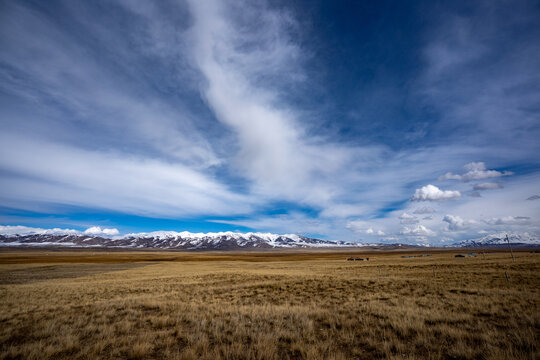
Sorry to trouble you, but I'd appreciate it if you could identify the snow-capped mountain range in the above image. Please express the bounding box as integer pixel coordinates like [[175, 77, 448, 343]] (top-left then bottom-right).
[[0, 226, 359, 249], [456, 232, 540, 247], [1, 226, 538, 249]]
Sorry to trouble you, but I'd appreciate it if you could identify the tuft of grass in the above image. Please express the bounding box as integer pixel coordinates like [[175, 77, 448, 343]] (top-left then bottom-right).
[[0, 250, 538, 359]]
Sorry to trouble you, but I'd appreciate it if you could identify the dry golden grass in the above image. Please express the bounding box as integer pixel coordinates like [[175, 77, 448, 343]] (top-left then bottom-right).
[[0, 249, 538, 359]]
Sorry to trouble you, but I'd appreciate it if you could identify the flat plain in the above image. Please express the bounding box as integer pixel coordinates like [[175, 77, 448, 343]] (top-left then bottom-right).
[[0, 248, 538, 359]]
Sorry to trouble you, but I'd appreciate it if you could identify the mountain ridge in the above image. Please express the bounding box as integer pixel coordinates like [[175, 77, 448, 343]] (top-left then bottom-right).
[[0, 231, 360, 250], [456, 232, 539, 247]]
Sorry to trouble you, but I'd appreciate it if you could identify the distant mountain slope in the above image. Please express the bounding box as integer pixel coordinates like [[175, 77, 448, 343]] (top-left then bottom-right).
[[456, 232, 540, 247], [0, 230, 361, 249]]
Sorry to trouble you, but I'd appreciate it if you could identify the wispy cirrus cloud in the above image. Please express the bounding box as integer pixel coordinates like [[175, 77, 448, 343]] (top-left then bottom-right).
[[0, 1, 219, 168], [0, 133, 253, 217], [186, 0, 367, 207]]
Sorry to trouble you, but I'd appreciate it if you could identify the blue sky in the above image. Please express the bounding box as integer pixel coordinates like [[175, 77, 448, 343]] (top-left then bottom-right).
[[0, 0, 539, 244]]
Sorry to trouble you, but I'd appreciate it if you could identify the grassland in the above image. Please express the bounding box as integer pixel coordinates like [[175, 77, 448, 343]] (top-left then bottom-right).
[[0, 249, 538, 359]]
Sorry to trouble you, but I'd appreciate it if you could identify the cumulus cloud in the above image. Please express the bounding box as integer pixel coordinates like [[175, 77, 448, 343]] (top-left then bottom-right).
[[411, 185, 461, 201], [83, 226, 120, 236], [364, 228, 385, 236], [443, 215, 476, 231], [400, 225, 436, 236], [399, 213, 419, 224], [439, 162, 513, 182], [473, 182, 503, 191], [413, 207, 436, 214]]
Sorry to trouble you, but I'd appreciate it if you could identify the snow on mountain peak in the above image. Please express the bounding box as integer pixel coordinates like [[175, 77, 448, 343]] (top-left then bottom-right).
[[122, 231, 301, 242], [0, 225, 359, 249], [457, 232, 540, 246]]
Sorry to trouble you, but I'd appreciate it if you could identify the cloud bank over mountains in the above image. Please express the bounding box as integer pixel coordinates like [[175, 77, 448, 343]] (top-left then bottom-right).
[[0, 225, 119, 237], [0, 0, 539, 244]]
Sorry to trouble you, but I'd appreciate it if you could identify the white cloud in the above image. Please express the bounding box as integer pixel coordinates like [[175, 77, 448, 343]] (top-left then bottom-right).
[[0, 133, 253, 217], [0, 1, 219, 168], [473, 182, 503, 190], [439, 173, 540, 233], [84, 226, 119, 236], [443, 214, 476, 231], [400, 224, 436, 236], [0, 225, 79, 236], [411, 184, 461, 201], [185, 0, 374, 209], [439, 162, 513, 182], [399, 212, 419, 224], [0, 225, 120, 237], [364, 228, 385, 236]]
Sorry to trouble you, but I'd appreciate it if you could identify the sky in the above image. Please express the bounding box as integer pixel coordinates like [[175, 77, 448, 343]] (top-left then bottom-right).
[[0, 0, 539, 245]]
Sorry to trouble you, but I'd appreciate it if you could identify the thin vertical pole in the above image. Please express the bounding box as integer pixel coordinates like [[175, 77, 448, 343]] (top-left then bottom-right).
[[506, 234, 515, 262]]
